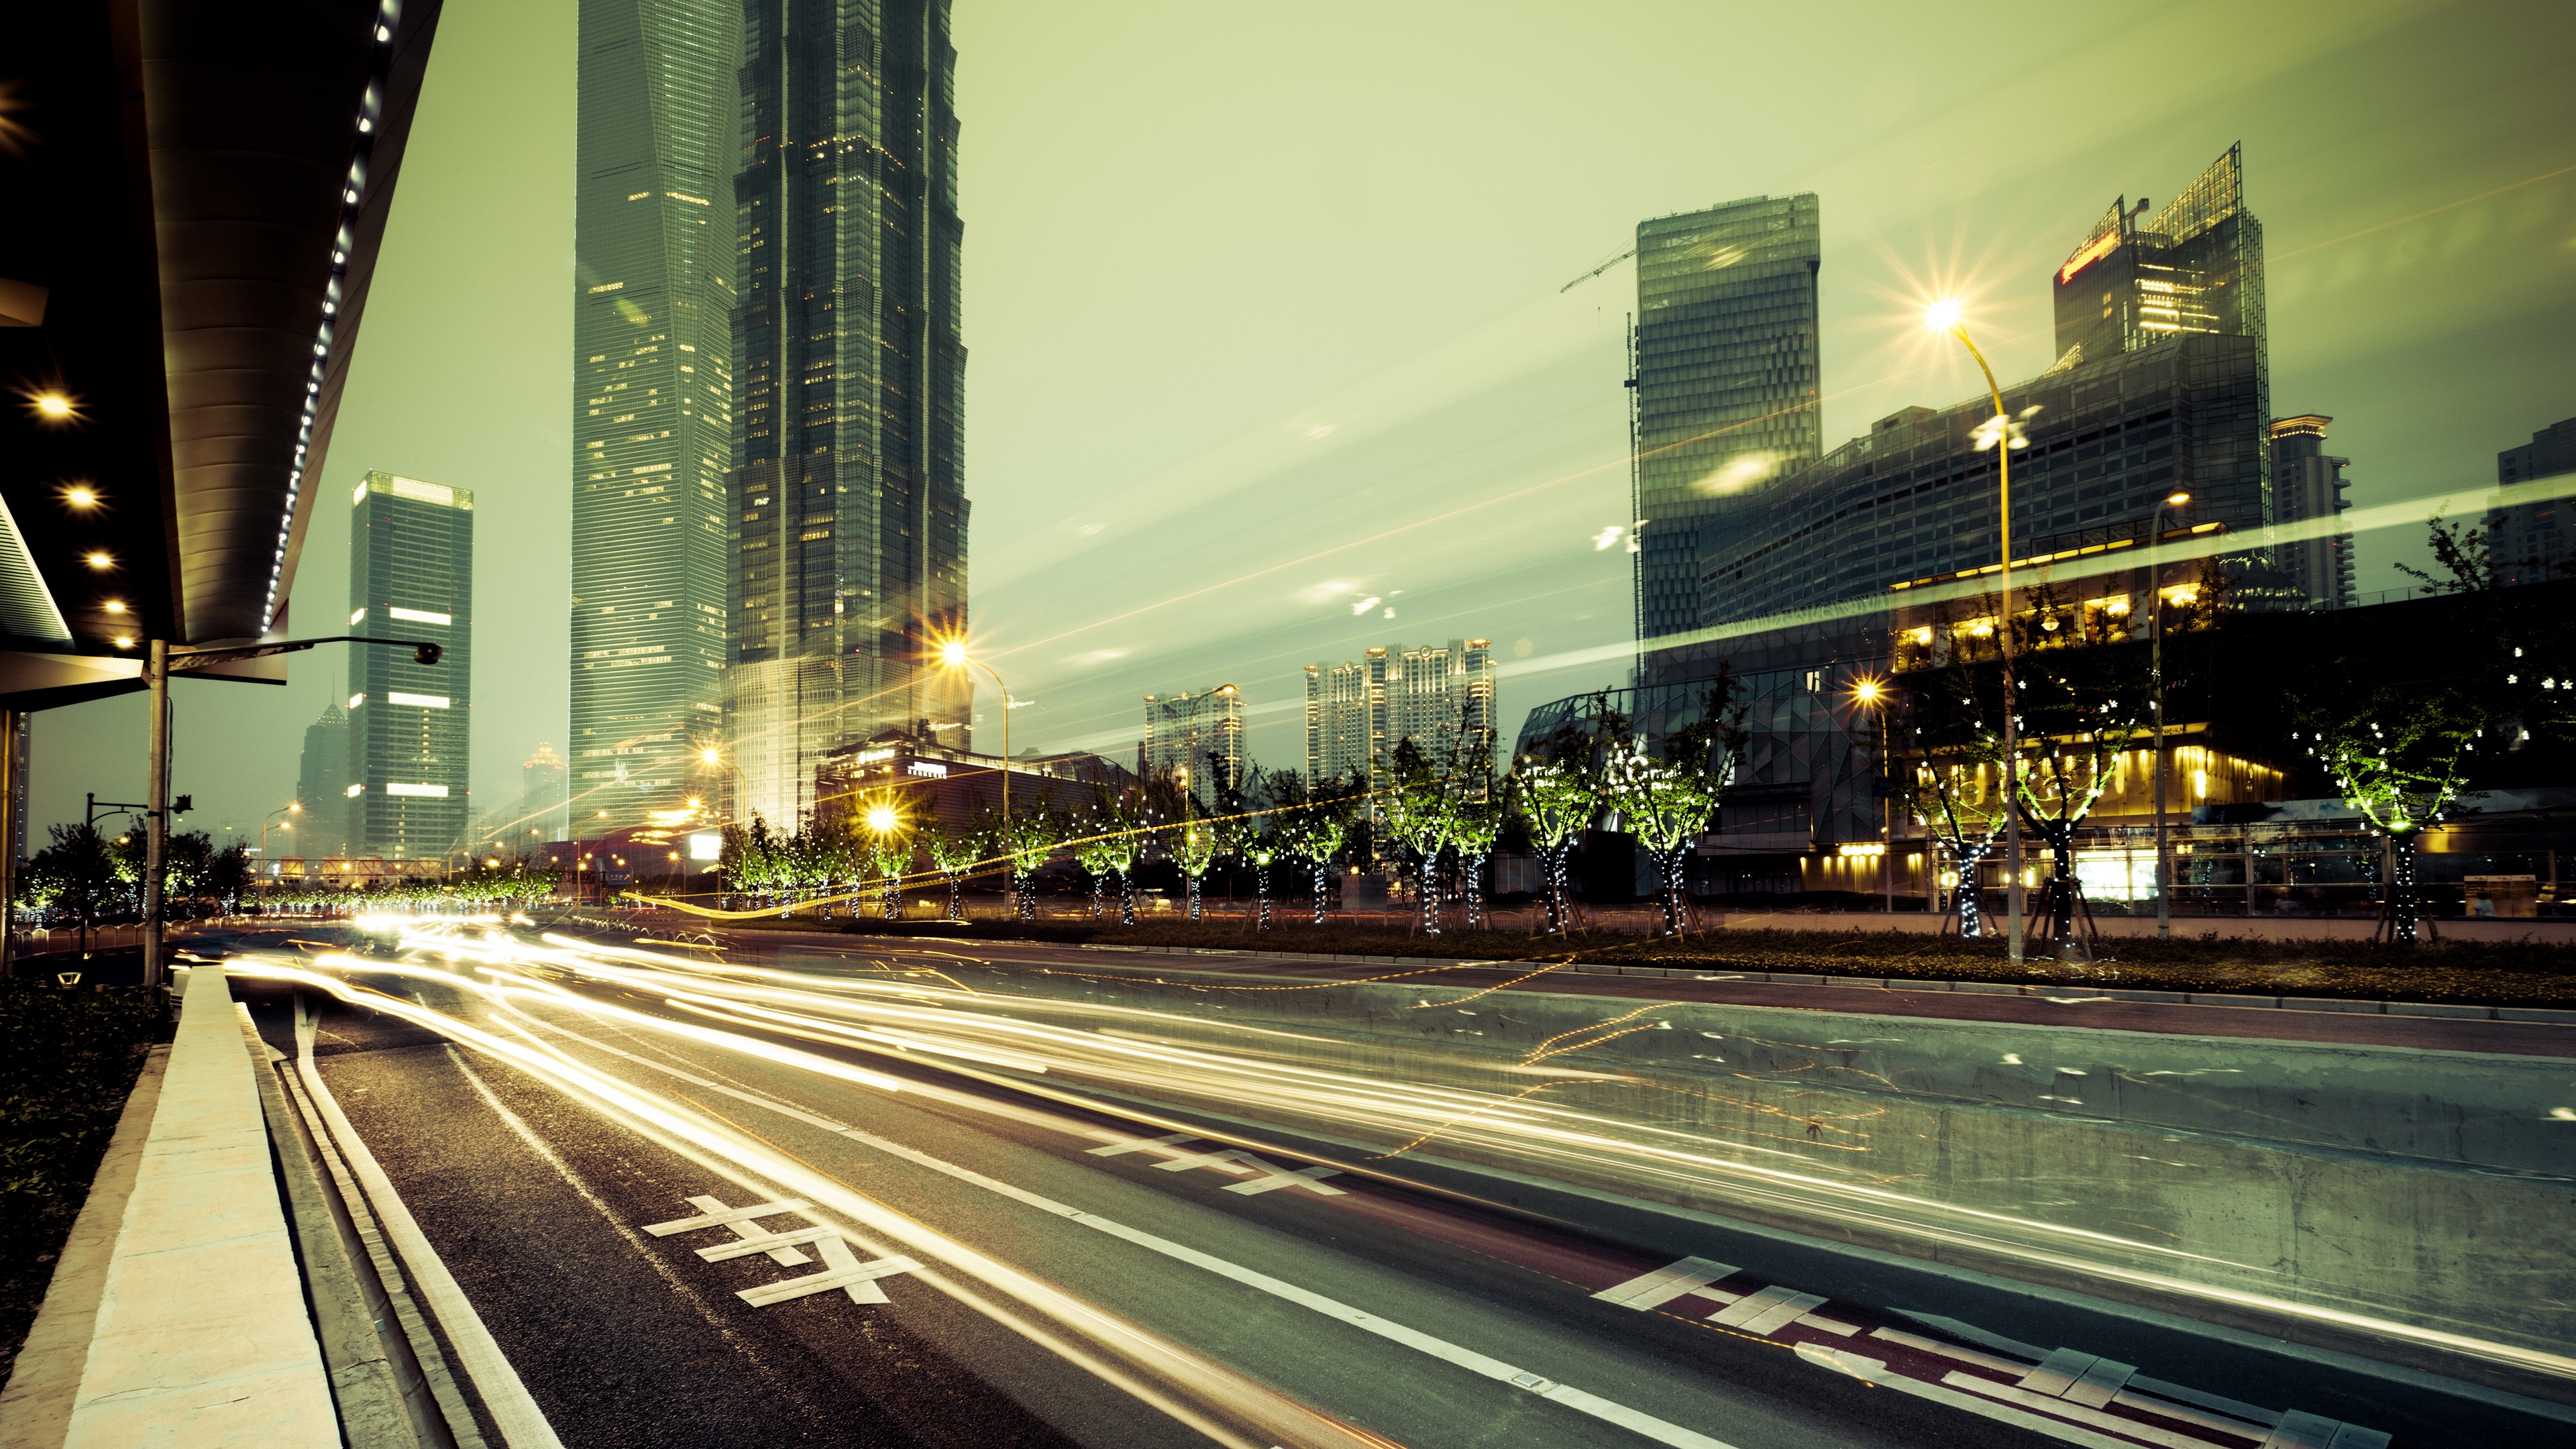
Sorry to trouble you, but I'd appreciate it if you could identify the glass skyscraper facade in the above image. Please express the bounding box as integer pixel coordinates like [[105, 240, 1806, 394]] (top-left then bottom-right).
[[2269, 415, 2355, 608], [570, 0, 739, 830], [727, 0, 971, 829], [1632, 195, 1823, 645], [347, 472, 473, 859]]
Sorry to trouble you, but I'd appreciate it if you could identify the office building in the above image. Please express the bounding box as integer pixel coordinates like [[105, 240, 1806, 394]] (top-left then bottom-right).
[[726, 0, 971, 829], [2269, 416, 2355, 608], [570, 0, 738, 832], [1142, 686, 1245, 799], [346, 472, 472, 858], [1305, 639, 1496, 790], [294, 700, 351, 855], [1633, 194, 1823, 645], [2487, 416, 2576, 587]]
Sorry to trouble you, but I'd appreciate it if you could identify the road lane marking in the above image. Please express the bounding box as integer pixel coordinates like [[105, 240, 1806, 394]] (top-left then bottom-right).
[[1709, 1286, 1827, 1335], [1593, 1257, 1737, 1311], [1941, 1372, 2220, 1449], [693, 1226, 841, 1263], [648, 1193, 924, 1307], [682, 1192, 812, 1265], [1218, 1156, 1345, 1197], [534, 1024, 1744, 1448], [642, 1198, 813, 1236], [1085, 1130, 1198, 1157], [1152, 1148, 1257, 1175], [296, 1054, 565, 1448]]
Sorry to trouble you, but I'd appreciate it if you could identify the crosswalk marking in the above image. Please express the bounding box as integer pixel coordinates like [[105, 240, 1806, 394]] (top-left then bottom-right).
[[1593, 1257, 1737, 1311], [1711, 1285, 1829, 1335]]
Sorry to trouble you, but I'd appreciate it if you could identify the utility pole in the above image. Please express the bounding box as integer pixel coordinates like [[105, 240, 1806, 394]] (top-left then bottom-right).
[[143, 641, 168, 987]]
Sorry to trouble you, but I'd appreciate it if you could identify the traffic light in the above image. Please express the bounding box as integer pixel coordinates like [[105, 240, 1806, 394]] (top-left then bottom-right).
[[172, 794, 193, 814]]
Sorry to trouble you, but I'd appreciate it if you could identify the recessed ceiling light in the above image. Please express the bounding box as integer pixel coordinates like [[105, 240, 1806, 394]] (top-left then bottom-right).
[[29, 391, 76, 421], [63, 485, 99, 508], [85, 551, 113, 570], [103, 600, 126, 614]]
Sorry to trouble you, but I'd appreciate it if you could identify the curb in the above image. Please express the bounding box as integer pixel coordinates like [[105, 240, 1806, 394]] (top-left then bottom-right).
[[1043, 942, 2576, 1026]]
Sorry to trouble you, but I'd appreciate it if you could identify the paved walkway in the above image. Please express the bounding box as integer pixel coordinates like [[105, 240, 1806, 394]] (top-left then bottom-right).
[[0, 968, 335, 1448]]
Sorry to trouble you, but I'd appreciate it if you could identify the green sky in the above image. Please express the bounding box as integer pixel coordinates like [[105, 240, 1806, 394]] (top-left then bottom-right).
[[32, 0, 2576, 847]]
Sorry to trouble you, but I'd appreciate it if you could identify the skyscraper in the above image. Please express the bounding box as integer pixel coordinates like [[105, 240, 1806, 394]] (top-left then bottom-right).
[[521, 743, 572, 842], [347, 472, 472, 859], [570, 0, 739, 831], [726, 0, 970, 829], [1142, 686, 1244, 799], [294, 700, 350, 855], [1305, 639, 1496, 790], [2269, 416, 2355, 608], [1633, 195, 1823, 645]]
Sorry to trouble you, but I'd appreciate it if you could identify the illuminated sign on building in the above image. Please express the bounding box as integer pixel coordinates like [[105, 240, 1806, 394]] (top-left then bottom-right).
[[2058, 228, 2123, 284]]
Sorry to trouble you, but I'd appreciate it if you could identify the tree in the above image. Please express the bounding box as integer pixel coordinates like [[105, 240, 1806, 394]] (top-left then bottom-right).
[[922, 818, 983, 922], [1507, 702, 1599, 934], [989, 789, 1062, 922], [1446, 757, 1505, 931], [19, 824, 118, 934], [853, 794, 911, 920], [1597, 673, 1745, 935], [1378, 739, 1454, 934], [2294, 686, 2481, 943], [1212, 759, 1275, 928], [1269, 771, 1361, 925], [2007, 651, 2154, 958]]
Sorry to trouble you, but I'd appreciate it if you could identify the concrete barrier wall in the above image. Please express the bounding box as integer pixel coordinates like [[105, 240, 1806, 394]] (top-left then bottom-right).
[[871, 955, 2576, 1360]]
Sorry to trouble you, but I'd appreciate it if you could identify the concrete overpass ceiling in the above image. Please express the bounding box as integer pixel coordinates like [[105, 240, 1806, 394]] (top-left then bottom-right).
[[0, 0, 446, 708]]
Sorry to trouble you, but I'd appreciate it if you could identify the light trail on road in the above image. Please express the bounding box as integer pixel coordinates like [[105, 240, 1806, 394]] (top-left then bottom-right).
[[233, 915, 2576, 1393]]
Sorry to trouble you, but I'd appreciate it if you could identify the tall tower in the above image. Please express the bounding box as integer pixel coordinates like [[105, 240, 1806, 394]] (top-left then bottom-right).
[[571, 0, 739, 831], [347, 472, 472, 859], [1633, 195, 1823, 655], [294, 700, 351, 855], [726, 0, 971, 830]]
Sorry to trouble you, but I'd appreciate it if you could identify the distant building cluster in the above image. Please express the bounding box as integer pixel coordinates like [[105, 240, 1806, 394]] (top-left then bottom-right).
[[1141, 686, 1244, 799], [1305, 640, 1497, 793]]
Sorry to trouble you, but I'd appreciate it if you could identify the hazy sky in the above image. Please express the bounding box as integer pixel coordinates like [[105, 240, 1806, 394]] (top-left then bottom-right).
[[32, 0, 2576, 847]]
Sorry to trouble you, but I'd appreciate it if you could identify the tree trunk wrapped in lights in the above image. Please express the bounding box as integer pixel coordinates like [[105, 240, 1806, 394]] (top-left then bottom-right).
[[1593, 675, 1745, 937], [1507, 761, 1590, 933], [1379, 739, 1454, 936], [2299, 708, 2474, 944], [1210, 757, 1269, 929], [1268, 770, 1360, 926], [989, 794, 1062, 922], [924, 820, 980, 922]]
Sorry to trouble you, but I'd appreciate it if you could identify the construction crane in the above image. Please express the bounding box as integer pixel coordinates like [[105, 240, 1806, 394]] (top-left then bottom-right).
[[1560, 246, 1635, 293]]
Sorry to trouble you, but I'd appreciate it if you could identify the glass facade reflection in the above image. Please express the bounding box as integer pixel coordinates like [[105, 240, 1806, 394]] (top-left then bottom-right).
[[570, 0, 739, 830], [347, 472, 473, 859], [727, 0, 971, 830], [1632, 195, 1823, 645]]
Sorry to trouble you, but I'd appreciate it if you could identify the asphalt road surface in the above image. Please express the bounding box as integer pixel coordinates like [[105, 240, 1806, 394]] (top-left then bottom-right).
[[215, 921, 2558, 1448]]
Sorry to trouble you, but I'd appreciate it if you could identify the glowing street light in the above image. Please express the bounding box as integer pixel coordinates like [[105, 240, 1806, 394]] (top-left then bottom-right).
[[932, 637, 1014, 830], [2149, 489, 2194, 941], [1847, 676, 1896, 916], [865, 802, 901, 835], [1925, 297, 2030, 962]]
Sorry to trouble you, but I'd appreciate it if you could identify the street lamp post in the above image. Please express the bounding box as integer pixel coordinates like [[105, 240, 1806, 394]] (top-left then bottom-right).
[[1851, 679, 1894, 914], [936, 641, 1014, 913], [135, 631, 443, 987], [2150, 491, 2192, 940], [258, 802, 300, 913], [1925, 300, 2033, 963]]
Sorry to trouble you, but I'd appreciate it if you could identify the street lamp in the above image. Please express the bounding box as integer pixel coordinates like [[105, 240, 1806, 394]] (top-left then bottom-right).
[[1926, 298, 2035, 962], [2150, 490, 2192, 940], [1849, 678, 1895, 915], [934, 636, 1014, 835], [259, 802, 299, 912]]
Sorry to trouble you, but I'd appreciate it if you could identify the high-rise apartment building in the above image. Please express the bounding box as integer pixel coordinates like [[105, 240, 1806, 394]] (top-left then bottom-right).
[[294, 700, 351, 855], [2269, 415, 2355, 608], [2486, 416, 2576, 587], [1633, 195, 1823, 645], [346, 472, 472, 858], [1142, 686, 1244, 800], [570, 0, 738, 831], [726, 0, 971, 829], [1305, 639, 1496, 790]]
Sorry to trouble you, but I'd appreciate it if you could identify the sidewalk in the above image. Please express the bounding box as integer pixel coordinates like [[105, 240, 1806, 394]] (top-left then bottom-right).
[[0, 969, 336, 1448]]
